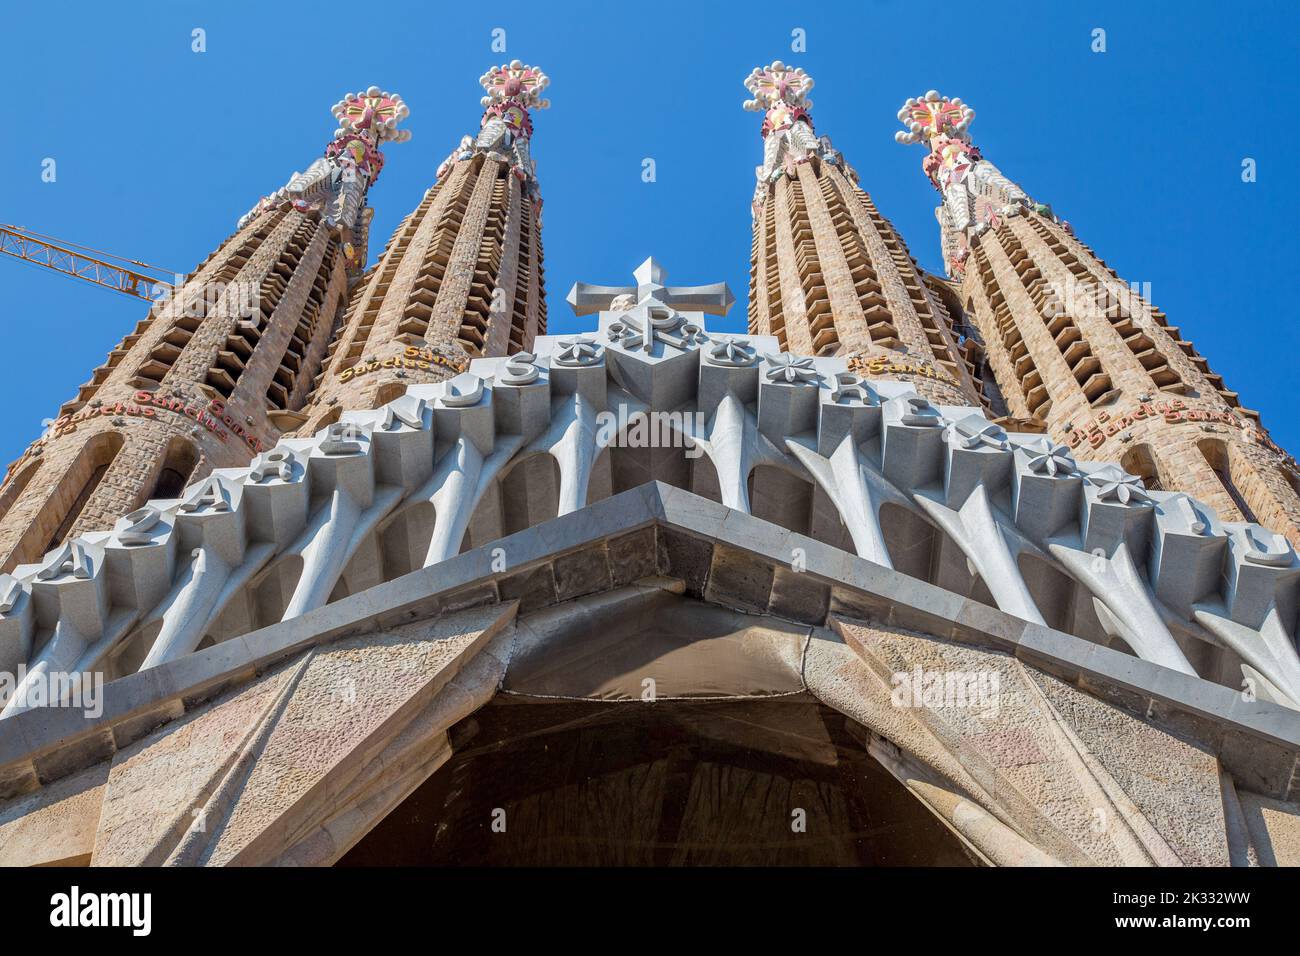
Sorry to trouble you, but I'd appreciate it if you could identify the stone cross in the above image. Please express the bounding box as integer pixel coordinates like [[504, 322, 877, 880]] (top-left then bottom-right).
[[566, 257, 735, 317]]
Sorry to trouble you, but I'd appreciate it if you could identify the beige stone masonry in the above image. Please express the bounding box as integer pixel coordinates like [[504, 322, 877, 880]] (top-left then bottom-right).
[[0, 207, 350, 571], [960, 212, 1300, 545], [751, 159, 981, 407]]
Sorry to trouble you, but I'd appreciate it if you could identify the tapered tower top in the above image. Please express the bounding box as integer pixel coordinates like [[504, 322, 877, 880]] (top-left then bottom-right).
[[893, 90, 983, 197], [239, 86, 411, 253], [892, 90, 1037, 275], [742, 61, 815, 134], [331, 86, 413, 146], [741, 63, 847, 216], [894, 90, 975, 146], [436, 61, 551, 186], [478, 60, 551, 134]]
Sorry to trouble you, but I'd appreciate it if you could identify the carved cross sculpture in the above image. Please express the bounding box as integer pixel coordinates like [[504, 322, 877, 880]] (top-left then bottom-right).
[[566, 257, 735, 317]]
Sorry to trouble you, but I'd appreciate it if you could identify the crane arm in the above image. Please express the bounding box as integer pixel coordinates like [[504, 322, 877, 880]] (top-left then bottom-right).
[[0, 224, 174, 302]]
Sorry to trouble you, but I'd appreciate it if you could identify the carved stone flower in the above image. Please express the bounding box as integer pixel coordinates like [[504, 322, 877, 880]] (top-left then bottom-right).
[[763, 353, 819, 385], [707, 339, 757, 367], [1085, 464, 1150, 505], [554, 337, 601, 367], [1024, 438, 1076, 477]]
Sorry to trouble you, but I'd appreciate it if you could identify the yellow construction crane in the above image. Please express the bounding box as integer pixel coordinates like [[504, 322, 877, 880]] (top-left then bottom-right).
[[0, 223, 177, 302]]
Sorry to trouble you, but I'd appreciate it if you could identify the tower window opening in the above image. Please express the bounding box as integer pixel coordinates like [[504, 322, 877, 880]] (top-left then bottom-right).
[[150, 437, 200, 501], [1120, 444, 1163, 492], [1198, 438, 1257, 523], [0, 459, 43, 526], [43, 432, 125, 554]]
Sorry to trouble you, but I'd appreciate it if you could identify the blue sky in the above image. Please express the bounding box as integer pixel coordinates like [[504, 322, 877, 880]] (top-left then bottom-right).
[[1, 0, 1297, 465]]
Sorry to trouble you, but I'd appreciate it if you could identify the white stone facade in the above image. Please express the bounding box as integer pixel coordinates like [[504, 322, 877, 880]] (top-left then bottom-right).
[[2, 257, 1298, 724]]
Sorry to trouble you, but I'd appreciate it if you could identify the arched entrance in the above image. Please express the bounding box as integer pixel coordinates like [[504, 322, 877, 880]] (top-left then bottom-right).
[[340, 587, 978, 866], [340, 697, 976, 866]]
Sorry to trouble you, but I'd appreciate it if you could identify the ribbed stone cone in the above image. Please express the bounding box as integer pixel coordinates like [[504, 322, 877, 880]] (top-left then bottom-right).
[[297, 62, 550, 433]]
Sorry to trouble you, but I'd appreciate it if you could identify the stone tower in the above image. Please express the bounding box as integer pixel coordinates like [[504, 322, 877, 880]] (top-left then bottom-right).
[[0, 88, 409, 573], [743, 63, 984, 408], [895, 90, 1300, 544], [298, 61, 550, 432]]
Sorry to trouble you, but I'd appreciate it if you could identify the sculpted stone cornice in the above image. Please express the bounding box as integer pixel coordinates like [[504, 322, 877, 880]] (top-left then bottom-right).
[[2, 258, 1299, 720]]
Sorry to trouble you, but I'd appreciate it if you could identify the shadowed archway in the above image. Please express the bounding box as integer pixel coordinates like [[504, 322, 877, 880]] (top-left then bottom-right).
[[340, 698, 977, 866]]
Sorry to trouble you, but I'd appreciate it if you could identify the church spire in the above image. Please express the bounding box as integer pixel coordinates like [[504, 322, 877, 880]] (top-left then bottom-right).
[[0, 89, 409, 572], [894, 90, 1029, 278], [743, 64, 985, 406], [298, 63, 550, 428], [897, 90, 1300, 544], [742, 61, 827, 217], [240, 87, 411, 275]]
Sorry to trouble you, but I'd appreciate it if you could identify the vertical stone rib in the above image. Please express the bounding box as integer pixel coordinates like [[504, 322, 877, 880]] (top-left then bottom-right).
[[771, 180, 815, 357], [1007, 216, 1153, 394], [431, 158, 500, 355], [964, 269, 1034, 420], [396, 161, 478, 342], [230, 224, 331, 407], [332, 176, 453, 371], [523, 205, 542, 345], [831, 172, 919, 348], [164, 214, 299, 389], [286, 244, 348, 411], [1025, 215, 1207, 400], [748, 210, 770, 338], [797, 164, 867, 353], [824, 166, 980, 403], [975, 230, 1086, 419], [484, 175, 524, 357]]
